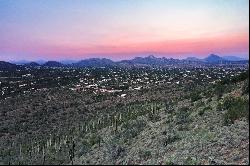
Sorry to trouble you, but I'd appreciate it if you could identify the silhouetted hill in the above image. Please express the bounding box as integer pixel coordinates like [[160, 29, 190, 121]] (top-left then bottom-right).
[[10, 60, 30, 65], [119, 55, 168, 65], [25, 62, 40, 67], [185, 57, 201, 61], [73, 58, 116, 67], [203, 54, 226, 63], [223, 56, 247, 61], [0, 61, 18, 70], [43, 61, 64, 67], [60, 60, 78, 65]]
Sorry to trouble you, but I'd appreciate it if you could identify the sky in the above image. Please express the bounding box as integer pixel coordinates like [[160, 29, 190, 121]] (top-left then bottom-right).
[[0, 0, 249, 61]]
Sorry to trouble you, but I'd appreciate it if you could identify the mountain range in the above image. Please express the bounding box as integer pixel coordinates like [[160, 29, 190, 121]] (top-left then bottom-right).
[[185, 54, 247, 63], [0, 54, 248, 69], [73, 58, 116, 67]]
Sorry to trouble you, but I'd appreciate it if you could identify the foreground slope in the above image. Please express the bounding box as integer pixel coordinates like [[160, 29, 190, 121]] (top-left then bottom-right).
[[73, 72, 249, 165], [0, 68, 248, 165]]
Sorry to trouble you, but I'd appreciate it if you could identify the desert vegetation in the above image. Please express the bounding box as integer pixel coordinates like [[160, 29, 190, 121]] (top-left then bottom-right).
[[0, 66, 249, 165]]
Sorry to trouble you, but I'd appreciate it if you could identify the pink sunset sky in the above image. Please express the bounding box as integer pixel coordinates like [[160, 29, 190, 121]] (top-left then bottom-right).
[[0, 0, 249, 61]]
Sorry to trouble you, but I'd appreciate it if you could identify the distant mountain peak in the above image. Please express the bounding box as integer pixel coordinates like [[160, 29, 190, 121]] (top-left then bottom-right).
[[0, 61, 17, 70], [147, 55, 156, 59], [26, 62, 40, 67], [204, 54, 225, 63], [185, 57, 201, 61], [208, 54, 221, 58], [74, 58, 115, 67], [43, 61, 64, 67]]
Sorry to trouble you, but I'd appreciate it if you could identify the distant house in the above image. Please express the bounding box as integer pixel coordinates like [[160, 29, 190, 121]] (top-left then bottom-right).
[[120, 94, 127, 98]]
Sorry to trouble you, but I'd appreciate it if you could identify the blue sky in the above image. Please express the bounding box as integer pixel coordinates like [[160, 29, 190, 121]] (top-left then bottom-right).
[[0, 0, 248, 61]]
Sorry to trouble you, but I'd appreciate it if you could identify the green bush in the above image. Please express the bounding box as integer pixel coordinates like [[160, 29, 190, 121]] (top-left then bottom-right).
[[220, 70, 249, 85], [199, 106, 211, 116], [230, 70, 249, 84], [148, 112, 161, 122], [185, 156, 198, 165], [242, 79, 249, 95], [207, 97, 212, 102], [177, 124, 189, 131], [139, 150, 151, 159], [165, 160, 175, 165], [88, 134, 101, 146], [216, 101, 224, 111], [176, 107, 190, 124], [190, 92, 202, 102], [214, 84, 225, 99], [196, 100, 204, 107], [119, 119, 146, 142], [163, 132, 181, 146], [198, 109, 205, 116], [223, 97, 249, 125]]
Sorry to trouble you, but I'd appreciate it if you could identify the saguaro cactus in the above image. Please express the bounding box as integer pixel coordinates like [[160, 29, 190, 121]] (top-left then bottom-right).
[[69, 141, 75, 165], [119, 113, 122, 122], [114, 116, 118, 132], [19, 144, 22, 159], [92, 121, 95, 130], [49, 134, 52, 147], [42, 147, 46, 165], [85, 125, 88, 132]]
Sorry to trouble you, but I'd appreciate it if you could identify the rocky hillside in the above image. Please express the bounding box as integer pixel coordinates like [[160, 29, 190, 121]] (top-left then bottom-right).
[[0, 70, 248, 165], [71, 72, 249, 165]]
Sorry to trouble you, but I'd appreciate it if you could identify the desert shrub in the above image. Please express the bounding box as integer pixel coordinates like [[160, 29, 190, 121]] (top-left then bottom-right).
[[88, 133, 101, 146], [203, 87, 214, 98], [177, 124, 189, 131], [220, 70, 249, 85], [139, 149, 151, 159], [165, 101, 174, 114], [223, 97, 249, 125], [198, 109, 205, 116], [120, 119, 146, 142], [190, 92, 202, 102], [165, 160, 175, 165], [216, 101, 224, 111], [109, 145, 125, 160], [176, 107, 190, 124], [196, 100, 204, 107], [148, 112, 161, 122], [163, 131, 181, 146], [198, 106, 211, 116], [77, 140, 91, 157], [242, 79, 249, 95], [104, 136, 126, 161], [214, 84, 225, 99], [207, 97, 212, 102], [230, 70, 249, 83], [185, 156, 198, 165]]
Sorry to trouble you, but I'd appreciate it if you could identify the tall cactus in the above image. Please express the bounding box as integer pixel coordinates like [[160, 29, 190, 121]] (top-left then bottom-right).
[[49, 134, 52, 147], [119, 113, 122, 122], [69, 141, 75, 165], [85, 125, 88, 132], [114, 116, 118, 132], [42, 146, 46, 165], [19, 144, 22, 162], [92, 121, 95, 130], [151, 104, 154, 114]]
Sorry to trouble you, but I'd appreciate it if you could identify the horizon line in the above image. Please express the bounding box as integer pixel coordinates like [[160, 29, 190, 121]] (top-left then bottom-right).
[[3, 54, 249, 64]]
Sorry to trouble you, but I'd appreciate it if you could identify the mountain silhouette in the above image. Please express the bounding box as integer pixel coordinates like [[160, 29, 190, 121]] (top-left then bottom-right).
[[0, 61, 18, 70], [43, 61, 64, 67], [73, 58, 116, 67]]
